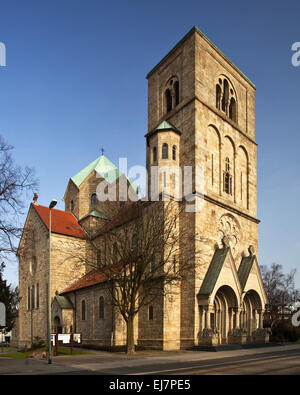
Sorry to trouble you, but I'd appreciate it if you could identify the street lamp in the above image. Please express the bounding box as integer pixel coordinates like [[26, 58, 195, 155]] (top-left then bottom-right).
[[48, 199, 57, 364]]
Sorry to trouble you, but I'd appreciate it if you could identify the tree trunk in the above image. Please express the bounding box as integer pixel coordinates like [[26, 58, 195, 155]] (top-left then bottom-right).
[[126, 315, 135, 355]]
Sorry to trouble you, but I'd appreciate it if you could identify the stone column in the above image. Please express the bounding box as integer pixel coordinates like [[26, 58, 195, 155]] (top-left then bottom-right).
[[230, 308, 234, 332], [200, 306, 205, 331], [258, 310, 264, 329], [234, 308, 240, 329], [205, 307, 211, 330]]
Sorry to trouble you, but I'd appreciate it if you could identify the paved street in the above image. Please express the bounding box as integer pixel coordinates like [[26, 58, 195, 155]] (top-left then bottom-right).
[[0, 343, 299, 375]]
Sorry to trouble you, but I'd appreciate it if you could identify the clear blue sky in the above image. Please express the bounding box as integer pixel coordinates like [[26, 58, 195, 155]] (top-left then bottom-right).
[[0, 0, 299, 288]]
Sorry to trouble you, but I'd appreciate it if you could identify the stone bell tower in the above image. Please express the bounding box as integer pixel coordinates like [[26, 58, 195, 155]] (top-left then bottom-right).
[[145, 26, 263, 348]]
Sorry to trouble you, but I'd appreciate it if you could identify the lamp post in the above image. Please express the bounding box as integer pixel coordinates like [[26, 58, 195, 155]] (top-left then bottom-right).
[[48, 199, 57, 364]]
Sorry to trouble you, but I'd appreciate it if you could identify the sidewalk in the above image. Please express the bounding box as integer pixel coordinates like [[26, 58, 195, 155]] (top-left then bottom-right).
[[0, 343, 299, 375]]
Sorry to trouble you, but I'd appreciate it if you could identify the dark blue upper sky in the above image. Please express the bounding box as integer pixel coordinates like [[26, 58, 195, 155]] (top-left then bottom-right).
[[0, 0, 299, 287]]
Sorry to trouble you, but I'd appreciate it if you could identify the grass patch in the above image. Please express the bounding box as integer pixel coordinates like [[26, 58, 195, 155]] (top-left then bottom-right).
[[0, 347, 90, 359]]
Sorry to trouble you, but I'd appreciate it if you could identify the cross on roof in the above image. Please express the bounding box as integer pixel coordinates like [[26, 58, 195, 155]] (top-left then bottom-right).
[[100, 148, 105, 156]]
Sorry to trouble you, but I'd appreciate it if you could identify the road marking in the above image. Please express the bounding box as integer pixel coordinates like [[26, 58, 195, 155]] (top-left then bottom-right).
[[131, 351, 300, 375]]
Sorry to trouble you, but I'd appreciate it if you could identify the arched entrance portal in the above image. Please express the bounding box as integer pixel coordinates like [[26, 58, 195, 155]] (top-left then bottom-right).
[[240, 289, 263, 342], [199, 286, 266, 346], [212, 285, 239, 344], [54, 316, 62, 334]]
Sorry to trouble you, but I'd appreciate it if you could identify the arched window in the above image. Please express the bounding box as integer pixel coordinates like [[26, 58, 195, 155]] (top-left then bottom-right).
[[164, 77, 180, 114], [162, 143, 168, 159], [165, 89, 172, 113], [217, 77, 237, 122], [223, 157, 232, 195], [153, 146, 157, 162], [216, 84, 222, 110], [81, 300, 86, 320], [31, 285, 35, 309], [36, 283, 39, 309], [172, 145, 176, 160], [91, 193, 98, 205], [229, 98, 236, 122], [222, 79, 229, 112], [148, 305, 154, 321], [99, 296, 104, 319], [174, 81, 179, 106]]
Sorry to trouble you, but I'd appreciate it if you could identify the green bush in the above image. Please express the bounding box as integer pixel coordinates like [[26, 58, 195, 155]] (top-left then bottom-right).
[[31, 336, 45, 350], [270, 321, 300, 342]]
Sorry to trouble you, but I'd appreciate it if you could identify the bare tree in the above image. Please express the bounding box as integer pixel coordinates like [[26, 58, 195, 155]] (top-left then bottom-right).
[[261, 263, 300, 328], [61, 200, 201, 354], [0, 135, 38, 261]]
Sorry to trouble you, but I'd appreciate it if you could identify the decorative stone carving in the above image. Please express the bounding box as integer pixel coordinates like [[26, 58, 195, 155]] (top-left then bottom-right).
[[217, 214, 241, 256]]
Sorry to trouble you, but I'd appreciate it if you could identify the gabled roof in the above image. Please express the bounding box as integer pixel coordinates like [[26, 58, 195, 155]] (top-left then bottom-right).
[[54, 295, 74, 309], [237, 254, 257, 291], [70, 154, 137, 192], [199, 246, 230, 295], [32, 204, 87, 239]]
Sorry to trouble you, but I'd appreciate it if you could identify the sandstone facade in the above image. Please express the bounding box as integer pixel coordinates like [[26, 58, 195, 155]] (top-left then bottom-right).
[[16, 26, 269, 350]]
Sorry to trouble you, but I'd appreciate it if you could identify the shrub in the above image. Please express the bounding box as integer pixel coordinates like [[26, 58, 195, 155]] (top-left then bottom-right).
[[31, 336, 45, 350], [270, 320, 300, 342]]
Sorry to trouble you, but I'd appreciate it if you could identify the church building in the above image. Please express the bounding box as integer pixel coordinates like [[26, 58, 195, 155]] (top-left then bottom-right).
[[16, 26, 269, 350]]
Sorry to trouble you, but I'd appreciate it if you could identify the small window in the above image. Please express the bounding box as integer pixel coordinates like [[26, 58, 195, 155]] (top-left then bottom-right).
[[223, 158, 232, 195], [223, 172, 232, 195], [162, 143, 168, 159], [31, 285, 35, 309], [222, 79, 229, 112], [91, 193, 98, 205], [174, 81, 179, 106], [148, 305, 154, 321], [36, 283, 39, 309], [172, 145, 176, 161], [165, 89, 172, 113], [70, 200, 74, 212], [153, 147, 157, 162], [99, 296, 104, 319], [216, 84, 222, 110], [225, 157, 230, 172], [81, 300, 86, 320], [229, 98, 236, 122]]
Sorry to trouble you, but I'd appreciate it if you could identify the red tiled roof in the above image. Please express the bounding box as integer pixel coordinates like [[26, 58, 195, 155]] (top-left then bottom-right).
[[32, 204, 86, 239], [61, 264, 122, 294], [61, 269, 108, 294]]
